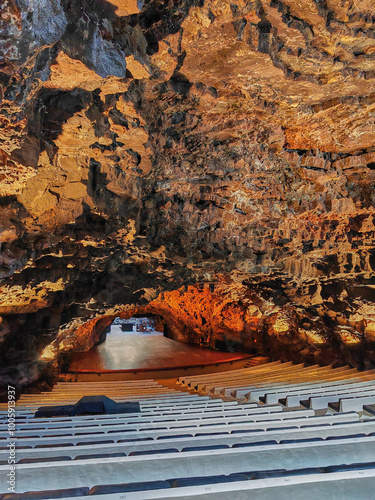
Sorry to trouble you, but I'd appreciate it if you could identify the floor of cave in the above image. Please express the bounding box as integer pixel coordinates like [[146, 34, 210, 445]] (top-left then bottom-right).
[[68, 324, 249, 372]]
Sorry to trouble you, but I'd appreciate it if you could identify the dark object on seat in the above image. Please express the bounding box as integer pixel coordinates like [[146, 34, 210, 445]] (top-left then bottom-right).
[[1, 487, 89, 499], [34, 396, 140, 418], [89, 480, 170, 495], [170, 474, 248, 488], [33, 405, 75, 418], [129, 448, 178, 456], [73, 396, 140, 416]]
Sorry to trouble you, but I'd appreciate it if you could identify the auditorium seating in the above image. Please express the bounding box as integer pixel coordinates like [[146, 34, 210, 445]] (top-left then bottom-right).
[[1, 362, 375, 499]]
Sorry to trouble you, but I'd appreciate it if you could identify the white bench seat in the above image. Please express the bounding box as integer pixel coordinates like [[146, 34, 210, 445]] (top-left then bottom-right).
[[194, 364, 311, 392], [339, 395, 375, 413], [191, 365, 353, 387], [206, 367, 358, 396], [233, 370, 374, 398], [3, 435, 375, 494], [299, 388, 375, 410], [262, 378, 375, 405], [178, 362, 283, 385], [288, 385, 375, 409], [0, 405, 278, 432], [0, 408, 315, 439], [17, 393, 179, 401], [54, 380, 160, 386], [70, 469, 375, 500], [3, 419, 375, 463], [4, 412, 359, 448]]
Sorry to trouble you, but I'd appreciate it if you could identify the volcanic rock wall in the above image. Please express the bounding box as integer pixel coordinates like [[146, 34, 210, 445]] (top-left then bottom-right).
[[1, 0, 375, 391]]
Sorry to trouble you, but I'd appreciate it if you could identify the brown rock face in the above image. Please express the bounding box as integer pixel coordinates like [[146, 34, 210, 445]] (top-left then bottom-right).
[[1, 0, 375, 391]]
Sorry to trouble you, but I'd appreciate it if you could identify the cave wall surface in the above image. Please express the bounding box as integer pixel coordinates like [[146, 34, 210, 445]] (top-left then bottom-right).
[[1, 0, 375, 392]]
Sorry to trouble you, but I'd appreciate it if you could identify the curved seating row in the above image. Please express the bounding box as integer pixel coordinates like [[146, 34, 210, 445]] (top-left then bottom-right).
[[0, 362, 375, 498]]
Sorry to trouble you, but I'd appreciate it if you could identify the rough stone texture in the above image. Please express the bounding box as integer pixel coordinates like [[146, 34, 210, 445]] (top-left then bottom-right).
[[1, 0, 375, 394]]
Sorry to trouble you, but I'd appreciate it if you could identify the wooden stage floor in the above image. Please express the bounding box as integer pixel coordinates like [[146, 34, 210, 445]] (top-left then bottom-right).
[[68, 325, 249, 373]]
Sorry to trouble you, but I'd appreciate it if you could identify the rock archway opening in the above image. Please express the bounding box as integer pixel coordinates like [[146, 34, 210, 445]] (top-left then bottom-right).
[[16, 281, 374, 396], [65, 307, 251, 374]]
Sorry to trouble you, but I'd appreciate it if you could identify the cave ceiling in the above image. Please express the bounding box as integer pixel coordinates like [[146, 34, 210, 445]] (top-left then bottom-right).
[[1, 0, 375, 389]]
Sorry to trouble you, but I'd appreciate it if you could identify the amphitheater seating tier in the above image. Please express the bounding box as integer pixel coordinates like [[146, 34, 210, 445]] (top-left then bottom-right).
[[1, 362, 375, 499]]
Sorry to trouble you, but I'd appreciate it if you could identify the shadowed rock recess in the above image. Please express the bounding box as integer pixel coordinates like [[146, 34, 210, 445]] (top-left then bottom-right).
[[1, 0, 375, 394]]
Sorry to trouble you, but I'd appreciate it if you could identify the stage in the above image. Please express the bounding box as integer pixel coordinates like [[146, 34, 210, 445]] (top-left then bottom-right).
[[67, 325, 252, 380]]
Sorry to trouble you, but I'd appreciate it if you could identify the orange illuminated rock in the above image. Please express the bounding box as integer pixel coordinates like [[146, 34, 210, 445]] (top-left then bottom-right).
[[125, 55, 150, 79], [44, 52, 104, 91], [0, 280, 64, 315], [1, 0, 375, 392], [104, 0, 141, 17]]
